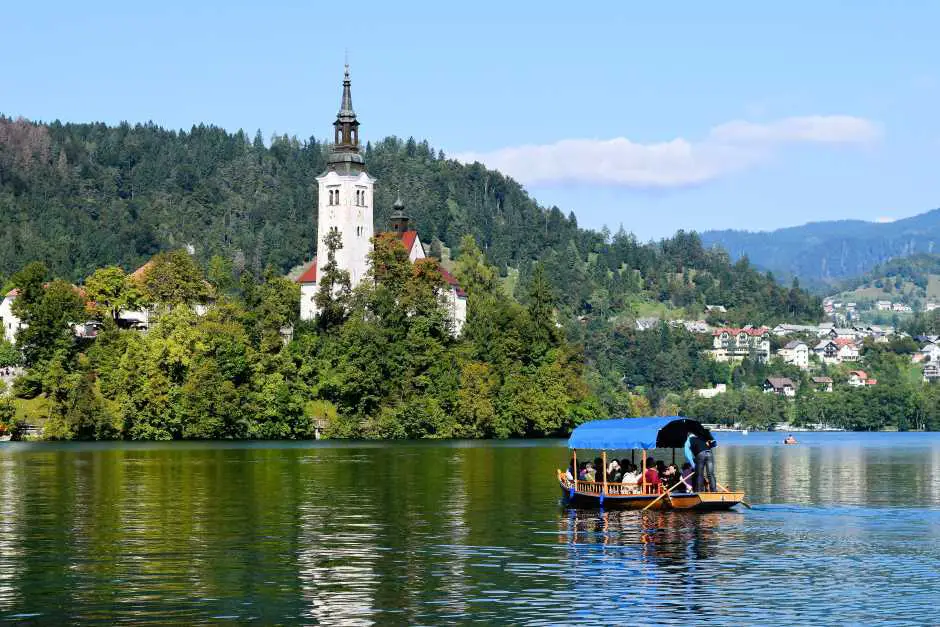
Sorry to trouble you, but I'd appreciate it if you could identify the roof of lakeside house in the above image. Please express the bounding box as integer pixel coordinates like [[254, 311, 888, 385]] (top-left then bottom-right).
[[438, 266, 466, 298], [833, 338, 857, 347], [5, 289, 19, 298], [812, 376, 833, 383], [765, 376, 796, 388], [130, 260, 154, 281], [849, 370, 868, 379], [783, 340, 806, 349]]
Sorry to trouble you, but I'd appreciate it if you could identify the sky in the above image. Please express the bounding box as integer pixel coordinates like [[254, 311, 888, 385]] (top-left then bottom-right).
[[3, 1, 939, 239]]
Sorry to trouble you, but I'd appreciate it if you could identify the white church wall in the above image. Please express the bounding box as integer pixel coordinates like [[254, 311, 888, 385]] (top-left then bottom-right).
[[315, 170, 375, 291], [300, 283, 318, 321]]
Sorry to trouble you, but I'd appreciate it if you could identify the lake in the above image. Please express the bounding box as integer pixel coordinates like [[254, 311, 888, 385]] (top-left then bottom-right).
[[0, 433, 937, 624]]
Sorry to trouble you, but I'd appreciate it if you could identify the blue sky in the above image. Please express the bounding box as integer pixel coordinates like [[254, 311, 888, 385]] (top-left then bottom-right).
[[4, 1, 938, 239]]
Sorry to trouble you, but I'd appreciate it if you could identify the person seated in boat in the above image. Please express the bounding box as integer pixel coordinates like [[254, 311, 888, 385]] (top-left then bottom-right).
[[565, 462, 575, 481], [661, 463, 678, 489], [620, 463, 640, 493], [607, 459, 621, 482], [593, 457, 604, 481], [642, 457, 661, 493], [586, 463, 598, 482], [578, 462, 591, 481]]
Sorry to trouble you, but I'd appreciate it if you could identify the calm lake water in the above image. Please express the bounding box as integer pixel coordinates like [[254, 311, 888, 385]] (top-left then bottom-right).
[[0, 433, 937, 624]]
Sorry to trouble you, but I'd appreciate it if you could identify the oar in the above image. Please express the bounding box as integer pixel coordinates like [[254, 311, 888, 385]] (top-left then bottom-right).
[[642, 472, 695, 511], [716, 481, 752, 509]]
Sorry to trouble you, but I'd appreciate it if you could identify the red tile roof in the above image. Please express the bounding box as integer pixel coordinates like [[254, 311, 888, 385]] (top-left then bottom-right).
[[296, 260, 317, 284], [5, 289, 19, 298], [850, 370, 868, 379], [438, 266, 466, 298], [398, 230, 419, 255], [834, 337, 857, 347], [130, 260, 154, 281]]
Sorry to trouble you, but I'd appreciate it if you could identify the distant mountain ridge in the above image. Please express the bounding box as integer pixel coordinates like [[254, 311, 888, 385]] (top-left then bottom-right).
[[701, 208, 940, 284]]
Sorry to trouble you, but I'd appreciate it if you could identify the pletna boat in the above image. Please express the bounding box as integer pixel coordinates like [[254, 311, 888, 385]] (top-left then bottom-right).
[[557, 416, 746, 511]]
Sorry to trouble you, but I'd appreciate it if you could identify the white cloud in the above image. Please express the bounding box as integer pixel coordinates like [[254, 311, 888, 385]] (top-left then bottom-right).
[[454, 115, 880, 188]]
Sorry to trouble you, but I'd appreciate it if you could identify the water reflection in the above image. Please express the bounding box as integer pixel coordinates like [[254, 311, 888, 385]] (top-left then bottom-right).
[[0, 435, 936, 624]]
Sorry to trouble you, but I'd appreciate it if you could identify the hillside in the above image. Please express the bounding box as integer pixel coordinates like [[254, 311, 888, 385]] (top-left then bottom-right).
[[0, 115, 820, 329], [829, 253, 940, 309], [701, 209, 940, 284]]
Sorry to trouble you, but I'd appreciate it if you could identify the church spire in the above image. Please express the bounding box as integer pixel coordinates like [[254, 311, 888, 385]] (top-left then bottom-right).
[[338, 64, 355, 118], [328, 64, 364, 175]]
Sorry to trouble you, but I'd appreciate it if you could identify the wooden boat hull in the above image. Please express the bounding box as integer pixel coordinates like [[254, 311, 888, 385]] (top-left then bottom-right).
[[560, 484, 670, 510], [559, 481, 744, 511], [667, 491, 745, 511]]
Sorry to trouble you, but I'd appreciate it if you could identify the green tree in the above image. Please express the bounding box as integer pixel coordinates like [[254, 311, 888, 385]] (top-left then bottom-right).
[[14, 280, 87, 365], [84, 266, 139, 321], [139, 250, 209, 309], [314, 228, 351, 331]]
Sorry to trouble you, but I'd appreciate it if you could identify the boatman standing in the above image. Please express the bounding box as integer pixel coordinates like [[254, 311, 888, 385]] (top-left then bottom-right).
[[684, 432, 718, 492]]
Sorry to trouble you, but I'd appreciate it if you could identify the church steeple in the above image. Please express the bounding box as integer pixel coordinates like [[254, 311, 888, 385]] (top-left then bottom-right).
[[389, 194, 410, 234], [328, 64, 365, 175]]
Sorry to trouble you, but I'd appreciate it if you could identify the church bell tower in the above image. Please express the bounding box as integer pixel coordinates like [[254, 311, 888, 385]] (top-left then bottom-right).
[[314, 65, 375, 292]]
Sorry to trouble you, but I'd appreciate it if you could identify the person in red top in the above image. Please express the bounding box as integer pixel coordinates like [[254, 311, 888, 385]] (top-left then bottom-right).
[[640, 456, 661, 493]]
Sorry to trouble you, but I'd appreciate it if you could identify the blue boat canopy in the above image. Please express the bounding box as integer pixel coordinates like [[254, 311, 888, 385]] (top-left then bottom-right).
[[567, 416, 711, 450]]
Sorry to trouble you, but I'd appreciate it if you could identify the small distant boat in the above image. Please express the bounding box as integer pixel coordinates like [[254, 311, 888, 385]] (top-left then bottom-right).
[[0, 435, 11, 442], [557, 416, 747, 511]]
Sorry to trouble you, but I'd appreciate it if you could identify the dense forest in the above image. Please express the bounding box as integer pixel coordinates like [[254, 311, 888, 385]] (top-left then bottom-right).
[[0, 115, 838, 438], [0, 115, 820, 323]]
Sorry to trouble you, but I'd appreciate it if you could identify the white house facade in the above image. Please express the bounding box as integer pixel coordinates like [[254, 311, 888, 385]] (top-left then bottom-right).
[[0, 290, 22, 344], [777, 340, 809, 370]]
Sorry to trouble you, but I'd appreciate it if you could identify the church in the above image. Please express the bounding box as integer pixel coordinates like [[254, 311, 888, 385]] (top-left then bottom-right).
[[295, 67, 467, 333]]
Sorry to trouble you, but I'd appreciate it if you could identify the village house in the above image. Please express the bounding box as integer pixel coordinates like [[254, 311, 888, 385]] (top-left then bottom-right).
[[0, 290, 22, 344], [813, 339, 840, 365], [771, 323, 816, 337], [834, 338, 860, 363], [924, 363, 940, 383], [829, 327, 859, 341], [913, 343, 940, 364], [777, 340, 810, 370], [295, 67, 467, 334], [763, 377, 797, 397], [709, 326, 771, 363], [811, 376, 834, 392], [1, 285, 95, 345], [847, 370, 877, 387], [876, 300, 892, 312], [926, 302, 940, 313], [696, 383, 727, 399]]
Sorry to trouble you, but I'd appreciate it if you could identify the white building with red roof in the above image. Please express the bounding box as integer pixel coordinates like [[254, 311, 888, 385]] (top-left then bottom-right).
[[709, 326, 771, 363], [296, 67, 466, 333]]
